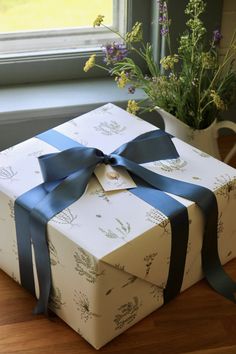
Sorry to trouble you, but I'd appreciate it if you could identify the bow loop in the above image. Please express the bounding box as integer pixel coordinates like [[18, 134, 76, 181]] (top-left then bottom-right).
[[38, 146, 103, 182]]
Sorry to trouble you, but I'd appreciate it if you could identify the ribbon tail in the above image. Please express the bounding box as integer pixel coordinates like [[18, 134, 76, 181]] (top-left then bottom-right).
[[131, 177, 189, 303], [29, 165, 97, 314], [113, 155, 236, 303], [202, 207, 236, 303]]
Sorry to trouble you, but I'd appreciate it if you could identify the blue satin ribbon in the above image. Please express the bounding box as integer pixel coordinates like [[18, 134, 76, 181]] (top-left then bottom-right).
[[14, 128, 236, 314]]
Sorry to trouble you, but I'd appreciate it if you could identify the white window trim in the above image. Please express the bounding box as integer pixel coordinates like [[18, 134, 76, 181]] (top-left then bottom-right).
[[0, 0, 127, 58], [0, 0, 152, 85]]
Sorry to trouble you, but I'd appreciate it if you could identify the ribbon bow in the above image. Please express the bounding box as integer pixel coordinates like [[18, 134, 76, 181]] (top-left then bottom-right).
[[14, 129, 236, 315]]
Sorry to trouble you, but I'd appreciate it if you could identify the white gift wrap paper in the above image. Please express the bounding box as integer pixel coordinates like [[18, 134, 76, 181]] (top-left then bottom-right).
[[0, 103, 236, 349]]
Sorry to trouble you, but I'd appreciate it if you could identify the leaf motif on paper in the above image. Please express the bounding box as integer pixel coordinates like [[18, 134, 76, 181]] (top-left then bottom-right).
[[105, 288, 114, 296], [8, 199, 15, 219], [28, 150, 44, 158], [192, 148, 211, 158], [121, 275, 137, 288], [0, 166, 17, 180], [214, 174, 236, 200], [146, 208, 170, 234], [99, 218, 131, 243], [73, 290, 101, 322], [12, 239, 18, 260], [94, 120, 126, 135], [90, 187, 110, 203], [50, 287, 65, 310], [69, 119, 78, 127], [187, 240, 192, 254], [94, 105, 114, 115], [48, 240, 61, 266], [113, 296, 141, 330], [0, 147, 14, 155], [153, 158, 187, 172], [150, 284, 163, 301], [144, 252, 158, 277], [52, 207, 79, 226], [217, 212, 224, 238], [74, 246, 104, 283]]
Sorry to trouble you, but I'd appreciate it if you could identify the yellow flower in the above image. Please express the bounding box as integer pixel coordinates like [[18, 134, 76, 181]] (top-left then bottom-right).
[[202, 52, 215, 69], [115, 71, 130, 88], [127, 100, 140, 115], [210, 90, 226, 110], [160, 54, 179, 70], [83, 54, 96, 72], [93, 15, 104, 27], [125, 22, 143, 43]]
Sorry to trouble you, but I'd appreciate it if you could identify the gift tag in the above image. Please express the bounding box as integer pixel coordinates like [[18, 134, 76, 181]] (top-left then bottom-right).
[[94, 164, 137, 191]]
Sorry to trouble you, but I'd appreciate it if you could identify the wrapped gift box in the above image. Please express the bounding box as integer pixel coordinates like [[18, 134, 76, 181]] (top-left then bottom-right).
[[0, 103, 235, 349]]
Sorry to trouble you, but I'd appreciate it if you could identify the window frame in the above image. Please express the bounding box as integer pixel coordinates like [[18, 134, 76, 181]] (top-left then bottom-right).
[[0, 0, 152, 86]]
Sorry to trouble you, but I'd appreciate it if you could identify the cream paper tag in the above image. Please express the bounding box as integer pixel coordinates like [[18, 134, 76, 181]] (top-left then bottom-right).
[[94, 164, 137, 192]]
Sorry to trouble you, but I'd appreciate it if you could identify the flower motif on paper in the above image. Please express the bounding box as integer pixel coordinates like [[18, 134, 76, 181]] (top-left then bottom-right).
[[52, 207, 79, 226], [214, 174, 236, 200], [99, 218, 131, 243], [153, 158, 187, 172], [94, 120, 126, 135], [74, 246, 104, 283], [145, 208, 170, 234], [113, 296, 141, 330], [150, 284, 163, 301], [114, 263, 125, 271], [50, 287, 65, 310], [144, 252, 158, 277], [73, 290, 100, 322], [0, 166, 17, 180]]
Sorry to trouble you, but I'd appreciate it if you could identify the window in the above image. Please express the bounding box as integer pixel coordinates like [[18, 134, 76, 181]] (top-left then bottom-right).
[[0, 0, 125, 56], [0, 0, 151, 85]]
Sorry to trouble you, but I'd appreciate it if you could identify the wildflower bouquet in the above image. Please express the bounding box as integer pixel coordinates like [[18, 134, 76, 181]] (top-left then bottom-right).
[[84, 0, 236, 130]]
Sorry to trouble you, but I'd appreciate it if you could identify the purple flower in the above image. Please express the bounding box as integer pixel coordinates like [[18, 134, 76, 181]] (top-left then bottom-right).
[[161, 27, 169, 36], [128, 86, 136, 94], [159, 1, 168, 14], [102, 42, 128, 65], [213, 29, 223, 44]]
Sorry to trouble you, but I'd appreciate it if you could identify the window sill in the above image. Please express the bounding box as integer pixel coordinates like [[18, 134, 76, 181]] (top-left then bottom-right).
[[0, 78, 147, 150], [0, 77, 146, 123]]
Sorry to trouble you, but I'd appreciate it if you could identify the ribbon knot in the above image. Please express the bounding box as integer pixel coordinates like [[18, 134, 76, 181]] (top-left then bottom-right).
[[102, 154, 115, 165]]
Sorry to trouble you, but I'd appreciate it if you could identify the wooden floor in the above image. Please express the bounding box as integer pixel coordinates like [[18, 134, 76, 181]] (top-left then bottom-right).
[[0, 136, 235, 354]]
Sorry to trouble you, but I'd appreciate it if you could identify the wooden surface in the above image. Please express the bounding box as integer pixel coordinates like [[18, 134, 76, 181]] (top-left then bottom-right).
[[0, 136, 235, 354]]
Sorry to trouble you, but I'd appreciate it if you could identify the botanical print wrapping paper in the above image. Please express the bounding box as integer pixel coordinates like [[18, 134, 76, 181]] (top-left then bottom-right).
[[0, 103, 235, 349]]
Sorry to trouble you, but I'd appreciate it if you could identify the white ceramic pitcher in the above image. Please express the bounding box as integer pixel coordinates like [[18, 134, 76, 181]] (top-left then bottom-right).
[[156, 106, 236, 163]]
